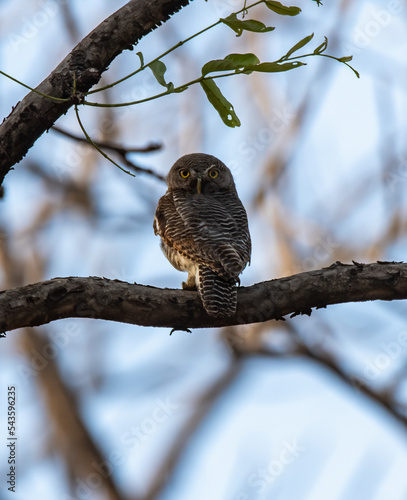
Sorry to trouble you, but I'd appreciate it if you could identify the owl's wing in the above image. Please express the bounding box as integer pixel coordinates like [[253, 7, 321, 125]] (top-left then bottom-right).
[[154, 191, 251, 280]]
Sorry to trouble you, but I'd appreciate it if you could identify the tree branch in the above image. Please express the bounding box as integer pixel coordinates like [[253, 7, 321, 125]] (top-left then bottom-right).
[[282, 324, 407, 427], [21, 329, 125, 499], [52, 126, 162, 154], [297, 341, 407, 427], [52, 126, 165, 180], [0, 0, 192, 185], [1, 261, 406, 333]]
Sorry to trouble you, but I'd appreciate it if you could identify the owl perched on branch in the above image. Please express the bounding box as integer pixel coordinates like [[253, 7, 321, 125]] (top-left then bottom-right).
[[154, 153, 251, 318]]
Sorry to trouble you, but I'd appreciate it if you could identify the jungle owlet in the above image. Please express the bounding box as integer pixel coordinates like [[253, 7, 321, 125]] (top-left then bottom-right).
[[153, 153, 251, 317]]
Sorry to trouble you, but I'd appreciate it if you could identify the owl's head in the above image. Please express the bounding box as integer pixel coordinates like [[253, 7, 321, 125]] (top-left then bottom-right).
[[166, 153, 236, 195]]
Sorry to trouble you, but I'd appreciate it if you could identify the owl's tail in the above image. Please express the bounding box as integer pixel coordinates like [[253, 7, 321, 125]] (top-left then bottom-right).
[[198, 265, 237, 317]]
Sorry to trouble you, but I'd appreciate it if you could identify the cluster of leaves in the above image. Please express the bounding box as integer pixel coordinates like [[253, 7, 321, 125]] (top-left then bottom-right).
[[81, 0, 358, 129]]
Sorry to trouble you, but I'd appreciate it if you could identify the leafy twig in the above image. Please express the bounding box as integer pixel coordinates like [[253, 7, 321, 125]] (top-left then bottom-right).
[[85, 0, 267, 96]]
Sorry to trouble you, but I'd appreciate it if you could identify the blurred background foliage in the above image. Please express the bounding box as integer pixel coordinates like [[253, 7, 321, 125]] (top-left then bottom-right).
[[1, 0, 407, 499]]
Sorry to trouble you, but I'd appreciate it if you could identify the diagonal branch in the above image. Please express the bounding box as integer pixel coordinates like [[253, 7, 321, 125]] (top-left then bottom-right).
[[0, 261, 406, 333], [0, 0, 192, 184], [295, 339, 407, 427], [281, 323, 407, 428], [21, 328, 126, 499]]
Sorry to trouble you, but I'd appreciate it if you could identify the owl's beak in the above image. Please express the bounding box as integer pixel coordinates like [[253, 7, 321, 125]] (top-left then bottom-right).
[[196, 176, 202, 194]]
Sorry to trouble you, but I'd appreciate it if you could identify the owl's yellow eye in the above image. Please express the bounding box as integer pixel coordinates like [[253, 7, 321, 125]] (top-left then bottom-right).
[[208, 169, 219, 179], [179, 169, 190, 178]]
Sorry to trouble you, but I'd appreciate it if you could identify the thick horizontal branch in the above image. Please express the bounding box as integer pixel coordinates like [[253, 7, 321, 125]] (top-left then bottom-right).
[[1, 261, 406, 333], [0, 0, 191, 184]]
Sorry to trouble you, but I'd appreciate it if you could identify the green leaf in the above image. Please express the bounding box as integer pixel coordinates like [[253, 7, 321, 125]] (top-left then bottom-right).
[[265, 1, 301, 16], [136, 51, 144, 68], [282, 34, 314, 60], [337, 56, 359, 78], [149, 60, 172, 89], [244, 61, 306, 73], [201, 59, 236, 76], [202, 53, 260, 76], [313, 36, 328, 54], [226, 53, 261, 67], [174, 85, 189, 93], [338, 55, 353, 63], [221, 13, 275, 37], [351, 67, 360, 78], [200, 79, 240, 128]]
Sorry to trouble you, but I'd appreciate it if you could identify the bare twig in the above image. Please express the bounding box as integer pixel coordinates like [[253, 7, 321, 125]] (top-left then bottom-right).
[[52, 126, 162, 155], [53, 125, 165, 180], [289, 328, 407, 428]]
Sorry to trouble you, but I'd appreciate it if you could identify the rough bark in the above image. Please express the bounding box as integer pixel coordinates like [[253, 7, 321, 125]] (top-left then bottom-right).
[[1, 261, 406, 333], [0, 0, 192, 185]]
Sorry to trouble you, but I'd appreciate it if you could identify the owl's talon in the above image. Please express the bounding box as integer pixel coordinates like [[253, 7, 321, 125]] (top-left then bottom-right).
[[182, 281, 197, 291], [170, 327, 192, 335]]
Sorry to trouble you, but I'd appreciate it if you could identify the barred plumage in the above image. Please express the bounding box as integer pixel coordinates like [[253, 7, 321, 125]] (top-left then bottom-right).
[[154, 153, 251, 318]]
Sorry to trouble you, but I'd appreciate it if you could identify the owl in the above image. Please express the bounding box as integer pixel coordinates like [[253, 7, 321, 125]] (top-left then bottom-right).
[[153, 153, 251, 318]]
